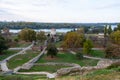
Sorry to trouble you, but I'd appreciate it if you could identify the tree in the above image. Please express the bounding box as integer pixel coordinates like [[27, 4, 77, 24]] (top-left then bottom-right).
[[46, 43, 58, 58], [110, 30, 120, 45], [62, 32, 84, 48], [105, 44, 120, 58], [0, 35, 8, 54], [104, 25, 108, 37], [83, 39, 93, 54], [117, 24, 120, 30], [36, 31, 46, 42], [108, 25, 112, 35], [18, 28, 36, 42]]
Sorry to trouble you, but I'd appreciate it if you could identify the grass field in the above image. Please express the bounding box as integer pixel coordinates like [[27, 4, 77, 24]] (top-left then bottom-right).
[[37, 52, 98, 67], [7, 50, 40, 69], [19, 65, 70, 73], [14, 42, 31, 47], [0, 50, 20, 61], [55, 41, 62, 47], [90, 50, 106, 58]]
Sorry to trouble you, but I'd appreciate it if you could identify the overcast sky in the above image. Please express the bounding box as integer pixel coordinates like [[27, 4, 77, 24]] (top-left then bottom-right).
[[0, 0, 120, 23]]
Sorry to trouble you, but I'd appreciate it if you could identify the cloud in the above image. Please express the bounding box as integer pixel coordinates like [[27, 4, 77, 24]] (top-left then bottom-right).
[[0, 0, 120, 22], [96, 3, 120, 9]]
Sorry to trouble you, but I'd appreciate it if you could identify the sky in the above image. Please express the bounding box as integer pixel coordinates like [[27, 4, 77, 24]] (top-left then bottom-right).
[[0, 0, 120, 23]]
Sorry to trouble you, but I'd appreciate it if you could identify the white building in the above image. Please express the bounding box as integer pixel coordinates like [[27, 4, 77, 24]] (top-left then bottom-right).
[[50, 28, 56, 36]]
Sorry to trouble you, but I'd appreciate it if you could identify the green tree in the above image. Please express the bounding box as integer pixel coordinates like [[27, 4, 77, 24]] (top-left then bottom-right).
[[117, 24, 120, 30], [104, 25, 108, 37], [0, 35, 8, 54], [110, 30, 120, 45], [108, 25, 112, 35], [18, 28, 36, 42], [62, 32, 84, 48], [46, 43, 58, 58], [36, 31, 46, 42], [83, 39, 93, 54]]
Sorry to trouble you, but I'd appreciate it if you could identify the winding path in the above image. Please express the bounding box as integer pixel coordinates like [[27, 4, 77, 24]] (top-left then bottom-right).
[[0, 43, 34, 73]]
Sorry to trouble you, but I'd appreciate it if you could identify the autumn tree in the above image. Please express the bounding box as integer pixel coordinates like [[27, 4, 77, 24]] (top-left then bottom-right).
[[36, 31, 46, 42], [18, 28, 36, 42], [83, 39, 93, 54], [105, 44, 120, 58], [62, 32, 84, 48], [0, 35, 8, 54], [46, 43, 58, 58]]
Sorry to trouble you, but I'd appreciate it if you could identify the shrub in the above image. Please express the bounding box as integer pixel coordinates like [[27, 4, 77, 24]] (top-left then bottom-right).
[[83, 39, 93, 54], [46, 43, 58, 58], [76, 52, 83, 59], [105, 44, 120, 58]]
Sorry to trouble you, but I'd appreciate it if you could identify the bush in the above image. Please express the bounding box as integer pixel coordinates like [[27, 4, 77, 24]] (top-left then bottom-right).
[[105, 44, 120, 58], [14, 37, 19, 42], [76, 52, 83, 59], [46, 43, 58, 58], [83, 39, 93, 54]]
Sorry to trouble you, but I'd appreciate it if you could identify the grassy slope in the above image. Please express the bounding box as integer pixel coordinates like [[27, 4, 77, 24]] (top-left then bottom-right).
[[7, 50, 40, 69], [19, 65, 70, 73], [90, 50, 106, 58], [0, 50, 20, 61], [37, 52, 98, 67]]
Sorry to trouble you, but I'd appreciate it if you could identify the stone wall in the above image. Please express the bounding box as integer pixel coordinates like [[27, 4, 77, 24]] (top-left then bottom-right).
[[56, 59, 120, 76], [34, 62, 80, 67]]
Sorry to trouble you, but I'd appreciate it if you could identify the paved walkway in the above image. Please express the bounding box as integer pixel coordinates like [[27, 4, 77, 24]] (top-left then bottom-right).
[[9, 48, 25, 50], [16, 72, 57, 78]]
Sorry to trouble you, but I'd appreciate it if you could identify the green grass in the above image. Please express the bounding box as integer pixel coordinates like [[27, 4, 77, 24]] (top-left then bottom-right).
[[37, 52, 98, 66], [0, 50, 20, 61], [55, 41, 62, 47], [14, 42, 31, 47], [0, 74, 47, 80], [90, 50, 106, 58], [8, 50, 40, 69], [19, 65, 70, 73]]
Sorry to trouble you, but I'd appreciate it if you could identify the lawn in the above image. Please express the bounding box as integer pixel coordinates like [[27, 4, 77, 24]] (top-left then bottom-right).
[[0, 50, 20, 61], [7, 50, 40, 69], [36, 52, 99, 67], [19, 65, 70, 73], [55, 41, 62, 47], [15, 43, 31, 47], [90, 50, 106, 58], [11, 41, 31, 48]]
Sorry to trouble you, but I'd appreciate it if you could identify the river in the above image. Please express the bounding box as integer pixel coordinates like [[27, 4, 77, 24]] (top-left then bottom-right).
[[8, 25, 118, 33]]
